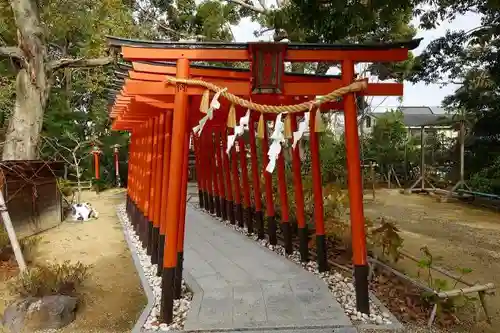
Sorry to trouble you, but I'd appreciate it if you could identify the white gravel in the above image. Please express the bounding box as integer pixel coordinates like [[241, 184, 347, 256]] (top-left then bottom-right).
[[117, 205, 192, 331], [200, 207, 393, 326]]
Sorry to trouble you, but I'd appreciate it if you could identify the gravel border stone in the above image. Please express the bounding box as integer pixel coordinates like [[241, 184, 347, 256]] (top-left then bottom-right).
[[116, 205, 193, 332]]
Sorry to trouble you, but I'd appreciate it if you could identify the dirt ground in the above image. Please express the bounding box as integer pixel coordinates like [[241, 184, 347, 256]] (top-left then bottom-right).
[[0, 189, 146, 333], [363, 189, 500, 333]]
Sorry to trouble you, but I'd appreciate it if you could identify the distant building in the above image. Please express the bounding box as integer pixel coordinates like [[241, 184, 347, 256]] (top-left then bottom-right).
[[329, 106, 457, 140]]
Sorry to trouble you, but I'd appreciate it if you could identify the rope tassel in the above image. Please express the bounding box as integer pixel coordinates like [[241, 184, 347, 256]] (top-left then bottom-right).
[[314, 109, 326, 132], [257, 113, 265, 139], [200, 89, 210, 113], [284, 114, 292, 139], [227, 104, 236, 128]]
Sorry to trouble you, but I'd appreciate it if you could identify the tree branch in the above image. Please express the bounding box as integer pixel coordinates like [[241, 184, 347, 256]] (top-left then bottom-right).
[[47, 56, 114, 71], [225, 0, 267, 14], [0, 46, 23, 60]]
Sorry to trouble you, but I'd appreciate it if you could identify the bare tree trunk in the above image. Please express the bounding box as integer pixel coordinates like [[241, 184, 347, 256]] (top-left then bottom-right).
[[2, 0, 49, 161], [3, 68, 47, 160]]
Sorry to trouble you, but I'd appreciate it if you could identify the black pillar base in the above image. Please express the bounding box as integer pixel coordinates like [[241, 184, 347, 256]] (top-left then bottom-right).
[[267, 215, 277, 245], [160, 267, 175, 324], [209, 194, 215, 215], [246, 207, 254, 234], [316, 234, 328, 272], [255, 210, 265, 239], [198, 190, 204, 209], [132, 203, 138, 230], [227, 200, 235, 224], [203, 192, 210, 212], [139, 215, 147, 247], [281, 222, 293, 254], [157, 234, 166, 277], [215, 196, 222, 217], [174, 252, 184, 299], [298, 226, 309, 262], [236, 203, 244, 228], [151, 226, 160, 265], [221, 198, 228, 221], [147, 221, 154, 256], [354, 264, 370, 314]]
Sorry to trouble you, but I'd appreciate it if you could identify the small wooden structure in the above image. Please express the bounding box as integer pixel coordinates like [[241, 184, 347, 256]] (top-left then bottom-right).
[[0, 161, 65, 238]]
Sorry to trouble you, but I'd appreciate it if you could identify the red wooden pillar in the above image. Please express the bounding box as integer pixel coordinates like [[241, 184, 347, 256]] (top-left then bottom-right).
[[157, 111, 173, 277], [221, 132, 235, 224], [113, 145, 121, 187], [151, 113, 166, 266], [126, 131, 135, 219], [248, 120, 264, 239], [215, 130, 228, 221], [310, 108, 328, 272], [203, 133, 212, 212], [202, 132, 214, 214], [277, 146, 292, 254], [193, 136, 205, 208], [161, 58, 190, 324], [212, 132, 222, 218], [142, 118, 155, 247], [174, 108, 191, 300], [147, 116, 159, 253], [230, 135, 243, 226], [343, 59, 370, 314], [238, 139, 253, 233], [138, 123, 146, 233], [262, 126, 277, 245], [92, 146, 101, 180], [290, 115, 308, 262]]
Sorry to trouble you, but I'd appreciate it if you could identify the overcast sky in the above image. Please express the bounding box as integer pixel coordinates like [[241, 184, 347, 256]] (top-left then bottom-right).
[[230, 10, 481, 110]]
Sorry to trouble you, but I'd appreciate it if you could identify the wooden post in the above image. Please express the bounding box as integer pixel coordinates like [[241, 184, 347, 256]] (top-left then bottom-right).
[[147, 116, 159, 255], [342, 59, 370, 314], [0, 190, 26, 271], [221, 132, 235, 224], [161, 58, 190, 324], [174, 115, 191, 300], [193, 136, 204, 208], [231, 136, 243, 226], [248, 120, 264, 239], [151, 113, 166, 265], [238, 139, 252, 233], [157, 111, 173, 277], [262, 125, 277, 245], [290, 115, 308, 262], [277, 150, 292, 254], [309, 108, 328, 272], [211, 133, 222, 218], [215, 131, 228, 221]]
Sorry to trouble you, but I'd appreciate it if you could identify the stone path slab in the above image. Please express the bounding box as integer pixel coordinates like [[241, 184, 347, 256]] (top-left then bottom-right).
[[182, 205, 355, 332]]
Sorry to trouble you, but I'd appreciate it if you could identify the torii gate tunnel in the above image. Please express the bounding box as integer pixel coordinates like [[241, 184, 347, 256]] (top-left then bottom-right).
[[107, 36, 421, 325]]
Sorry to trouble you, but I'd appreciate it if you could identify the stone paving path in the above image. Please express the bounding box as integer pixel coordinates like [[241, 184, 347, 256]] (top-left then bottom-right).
[[182, 203, 356, 332]]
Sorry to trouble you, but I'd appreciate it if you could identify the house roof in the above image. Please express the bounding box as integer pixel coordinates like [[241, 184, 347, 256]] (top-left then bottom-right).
[[369, 106, 452, 127]]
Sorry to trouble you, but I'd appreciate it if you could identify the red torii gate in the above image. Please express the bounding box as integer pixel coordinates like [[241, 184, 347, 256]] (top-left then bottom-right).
[[107, 36, 420, 325]]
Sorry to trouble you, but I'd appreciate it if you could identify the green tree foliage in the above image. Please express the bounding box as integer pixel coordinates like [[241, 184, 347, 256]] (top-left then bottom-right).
[[365, 110, 410, 171], [410, 1, 500, 192], [0, 0, 146, 182]]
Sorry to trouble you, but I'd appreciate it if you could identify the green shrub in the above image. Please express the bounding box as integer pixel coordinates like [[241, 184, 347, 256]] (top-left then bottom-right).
[[9, 260, 91, 297]]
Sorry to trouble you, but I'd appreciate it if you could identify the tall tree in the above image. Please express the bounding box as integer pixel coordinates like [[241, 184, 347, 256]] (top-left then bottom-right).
[[409, 0, 500, 182], [0, 0, 138, 160]]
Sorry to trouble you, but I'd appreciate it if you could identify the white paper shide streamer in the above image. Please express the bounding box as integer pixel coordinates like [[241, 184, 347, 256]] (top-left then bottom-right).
[[292, 111, 310, 149], [265, 113, 285, 173], [192, 88, 227, 136], [226, 109, 250, 155]]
